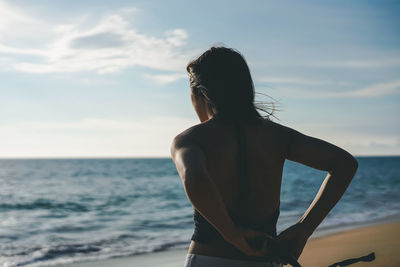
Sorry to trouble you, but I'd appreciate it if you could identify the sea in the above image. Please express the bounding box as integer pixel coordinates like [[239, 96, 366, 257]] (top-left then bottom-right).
[[1, 156, 399, 267]]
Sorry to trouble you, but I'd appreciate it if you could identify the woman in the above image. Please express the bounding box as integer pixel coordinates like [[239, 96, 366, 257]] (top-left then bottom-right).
[[170, 46, 358, 267]]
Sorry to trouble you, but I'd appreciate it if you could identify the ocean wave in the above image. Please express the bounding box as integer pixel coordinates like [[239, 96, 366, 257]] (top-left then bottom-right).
[[0, 199, 89, 212]]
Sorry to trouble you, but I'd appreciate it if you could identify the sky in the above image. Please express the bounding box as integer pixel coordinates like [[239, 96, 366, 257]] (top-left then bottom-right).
[[0, 0, 399, 158]]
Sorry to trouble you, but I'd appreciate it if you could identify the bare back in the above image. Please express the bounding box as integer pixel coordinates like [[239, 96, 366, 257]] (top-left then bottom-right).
[[182, 117, 292, 259]]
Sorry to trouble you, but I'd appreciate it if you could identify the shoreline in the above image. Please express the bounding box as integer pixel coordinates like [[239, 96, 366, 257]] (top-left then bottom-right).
[[50, 218, 400, 267], [306, 212, 400, 238]]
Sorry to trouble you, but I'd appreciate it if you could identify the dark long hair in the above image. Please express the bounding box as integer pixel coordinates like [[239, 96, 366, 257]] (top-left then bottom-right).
[[186, 46, 276, 124]]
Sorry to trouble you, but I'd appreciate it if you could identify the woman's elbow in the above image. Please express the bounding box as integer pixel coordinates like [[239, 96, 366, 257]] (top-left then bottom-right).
[[329, 153, 358, 177], [350, 156, 358, 174], [342, 154, 359, 176]]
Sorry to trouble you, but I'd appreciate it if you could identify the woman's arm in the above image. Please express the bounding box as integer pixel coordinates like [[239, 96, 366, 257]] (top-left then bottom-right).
[[285, 127, 359, 237], [171, 135, 239, 241], [170, 134, 271, 257], [272, 126, 359, 264]]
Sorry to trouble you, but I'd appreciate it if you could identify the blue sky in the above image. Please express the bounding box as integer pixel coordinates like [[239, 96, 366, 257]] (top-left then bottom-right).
[[0, 0, 399, 157]]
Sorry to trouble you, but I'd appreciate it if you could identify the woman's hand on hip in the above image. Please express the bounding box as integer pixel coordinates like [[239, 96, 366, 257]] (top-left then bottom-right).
[[225, 226, 274, 258], [274, 222, 311, 264]]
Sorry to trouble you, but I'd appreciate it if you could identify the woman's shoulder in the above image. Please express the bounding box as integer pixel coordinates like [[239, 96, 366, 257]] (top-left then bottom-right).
[[265, 119, 296, 133], [248, 117, 296, 137], [170, 121, 206, 150], [173, 118, 295, 143]]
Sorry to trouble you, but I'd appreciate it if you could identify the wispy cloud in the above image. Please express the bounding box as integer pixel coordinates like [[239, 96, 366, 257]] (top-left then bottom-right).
[[0, 0, 38, 32], [344, 80, 400, 98], [143, 73, 187, 84], [260, 57, 400, 70], [309, 58, 400, 69], [267, 80, 400, 99], [258, 76, 333, 86], [0, 1, 191, 74]]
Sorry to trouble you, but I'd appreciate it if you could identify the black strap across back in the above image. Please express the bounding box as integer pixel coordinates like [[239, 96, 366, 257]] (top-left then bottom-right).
[[190, 116, 375, 267]]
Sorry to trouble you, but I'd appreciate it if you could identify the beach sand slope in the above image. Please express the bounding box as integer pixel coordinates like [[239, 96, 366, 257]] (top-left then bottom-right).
[[299, 221, 400, 267]]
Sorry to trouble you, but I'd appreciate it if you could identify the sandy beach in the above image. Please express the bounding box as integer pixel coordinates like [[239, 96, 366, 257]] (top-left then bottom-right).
[[53, 220, 400, 267], [298, 220, 400, 267]]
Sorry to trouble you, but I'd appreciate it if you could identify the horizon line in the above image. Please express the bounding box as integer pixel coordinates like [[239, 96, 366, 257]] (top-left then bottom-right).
[[0, 155, 399, 160]]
